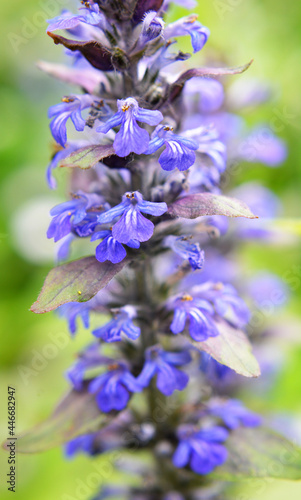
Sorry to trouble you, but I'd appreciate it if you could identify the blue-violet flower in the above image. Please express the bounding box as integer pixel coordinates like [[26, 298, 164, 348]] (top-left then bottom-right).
[[173, 425, 228, 475], [93, 306, 141, 342], [97, 98, 163, 157], [97, 191, 167, 244], [146, 125, 198, 171], [137, 346, 192, 396]]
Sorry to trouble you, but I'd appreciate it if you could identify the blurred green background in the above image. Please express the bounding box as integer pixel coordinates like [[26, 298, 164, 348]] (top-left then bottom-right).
[[0, 0, 300, 499]]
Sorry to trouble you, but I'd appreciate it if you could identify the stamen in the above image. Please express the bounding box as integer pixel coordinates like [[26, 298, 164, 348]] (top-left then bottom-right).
[[163, 126, 174, 132], [61, 96, 75, 103], [214, 282, 224, 291], [108, 363, 119, 371], [89, 205, 103, 212], [187, 15, 198, 24], [122, 104, 130, 112], [93, 100, 104, 109], [181, 294, 193, 302]]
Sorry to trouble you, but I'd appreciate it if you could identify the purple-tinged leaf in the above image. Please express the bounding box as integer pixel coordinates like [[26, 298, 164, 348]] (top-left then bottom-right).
[[212, 427, 301, 480], [193, 320, 260, 377], [59, 144, 115, 170], [31, 256, 128, 314], [2, 385, 111, 453], [47, 32, 114, 72], [165, 60, 253, 104], [37, 61, 108, 94], [168, 193, 257, 220], [102, 153, 134, 169], [133, 0, 164, 24]]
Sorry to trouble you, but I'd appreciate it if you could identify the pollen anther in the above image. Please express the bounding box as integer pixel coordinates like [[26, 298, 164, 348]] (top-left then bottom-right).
[[62, 96, 74, 103], [181, 294, 193, 302]]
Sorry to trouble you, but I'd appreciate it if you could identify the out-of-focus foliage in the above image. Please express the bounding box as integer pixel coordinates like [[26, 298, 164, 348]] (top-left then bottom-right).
[[0, 1, 300, 499]]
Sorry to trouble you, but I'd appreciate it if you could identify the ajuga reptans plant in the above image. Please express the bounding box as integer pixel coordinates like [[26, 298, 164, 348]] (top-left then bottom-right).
[[15, 1, 301, 499]]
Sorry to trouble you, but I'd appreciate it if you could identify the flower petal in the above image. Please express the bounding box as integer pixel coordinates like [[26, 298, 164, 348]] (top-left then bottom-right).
[[112, 207, 154, 243], [114, 118, 150, 157]]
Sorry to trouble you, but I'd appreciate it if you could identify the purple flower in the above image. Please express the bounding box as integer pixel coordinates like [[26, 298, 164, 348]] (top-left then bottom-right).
[[170, 294, 219, 341], [144, 40, 191, 77], [193, 252, 236, 285], [188, 164, 221, 193], [97, 191, 167, 244], [58, 302, 90, 335], [164, 15, 210, 53], [91, 229, 140, 264], [58, 292, 105, 335], [200, 352, 234, 383], [163, 493, 185, 500], [204, 215, 229, 236], [232, 182, 281, 219], [64, 48, 83, 66], [56, 234, 75, 263], [239, 127, 287, 167], [47, 3, 106, 32], [46, 143, 78, 189], [191, 282, 250, 329], [48, 94, 94, 147], [231, 182, 281, 239], [248, 272, 289, 308], [67, 343, 113, 390], [186, 126, 227, 173], [38, 59, 109, 95], [164, 235, 205, 270], [65, 434, 96, 458], [145, 125, 198, 171], [184, 78, 224, 114], [207, 399, 262, 429], [97, 98, 163, 157], [189, 111, 242, 146], [137, 346, 191, 396], [47, 191, 103, 242], [93, 306, 141, 342], [173, 425, 228, 475], [227, 78, 272, 110], [89, 362, 142, 412], [137, 11, 165, 47]]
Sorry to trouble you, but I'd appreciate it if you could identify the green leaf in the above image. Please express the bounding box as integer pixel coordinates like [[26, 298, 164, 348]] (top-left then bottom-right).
[[168, 193, 257, 220], [192, 320, 261, 378], [31, 256, 128, 314], [59, 144, 115, 170], [212, 427, 301, 480], [3, 385, 110, 453]]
